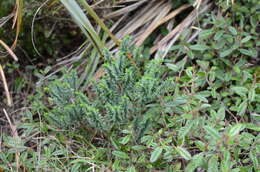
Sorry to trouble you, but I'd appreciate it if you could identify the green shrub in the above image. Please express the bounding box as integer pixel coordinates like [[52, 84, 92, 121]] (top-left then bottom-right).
[[43, 38, 173, 139]]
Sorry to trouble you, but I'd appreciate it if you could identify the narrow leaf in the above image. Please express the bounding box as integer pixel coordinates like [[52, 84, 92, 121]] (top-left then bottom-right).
[[245, 123, 260, 132], [175, 146, 192, 161], [127, 166, 137, 172], [166, 63, 179, 72], [249, 149, 259, 170], [239, 49, 257, 57], [190, 44, 209, 51], [150, 147, 163, 163], [214, 31, 224, 41], [220, 49, 234, 57], [204, 126, 221, 140], [185, 153, 204, 172], [241, 36, 252, 43], [228, 124, 245, 138], [208, 155, 219, 172], [238, 100, 247, 116], [228, 26, 237, 35], [199, 29, 214, 39], [217, 106, 226, 121], [230, 86, 248, 97], [194, 94, 208, 103], [112, 151, 129, 159]]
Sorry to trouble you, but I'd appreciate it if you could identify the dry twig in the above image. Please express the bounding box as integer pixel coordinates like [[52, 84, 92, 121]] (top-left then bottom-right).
[[0, 65, 12, 106], [3, 109, 20, 171]]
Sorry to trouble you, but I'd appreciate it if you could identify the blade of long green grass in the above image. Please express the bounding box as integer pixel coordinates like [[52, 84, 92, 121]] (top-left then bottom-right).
[[12, 0, 23, 48], [60, 0, 105, 56], [80, 30, 110, 89], [78, 0, 120, 46], [79, 48, 100, 89]]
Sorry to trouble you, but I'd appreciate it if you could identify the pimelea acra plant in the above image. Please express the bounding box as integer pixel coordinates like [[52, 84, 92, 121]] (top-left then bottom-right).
[[44, 38, 173, 140]]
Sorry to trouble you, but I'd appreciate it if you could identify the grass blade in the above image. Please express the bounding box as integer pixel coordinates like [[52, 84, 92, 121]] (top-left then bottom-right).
[[78, 0, 120, 46], [60, 0, 105, 55]]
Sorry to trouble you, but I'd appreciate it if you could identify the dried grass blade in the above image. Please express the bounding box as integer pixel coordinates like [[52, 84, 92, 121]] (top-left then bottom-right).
[[104, 0, 149, 19], [3, 109, 20, 170], [135, 1, 172, 45], [114, 1, 164, 40], [0, 13, 14, 28], [0, 65, 12, 106], [60, 0, 105, 55], [12, 0, 23, 49], [0, 40, 18, 61], [78, 0, 120, 46], [136, 3, 191, 46], [151, 1, 212, 54]]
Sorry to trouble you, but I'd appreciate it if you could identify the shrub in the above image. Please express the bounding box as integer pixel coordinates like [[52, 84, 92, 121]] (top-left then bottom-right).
[[43, 38, 173, 139]]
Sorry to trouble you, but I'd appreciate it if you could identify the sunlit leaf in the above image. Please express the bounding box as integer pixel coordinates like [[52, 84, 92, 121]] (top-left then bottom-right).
[[241, 36, 252, 43], [190, 44, 209, 51], [166, 63, 179, 72], [208, 155, 219, 172], [228, 26, 237, 35], [185, 153, 204, 172], [175, 146, 192, 161], [228, 124, 245, 139], [230, 86, 248, 97], [238, 100, 247, 116], [150, 147, 163, 163], [220, 48, 234, 57], [127, 166, 137, 172], [204, 125, 221, 140], [112, 151, 129, 159], [249, 149, 259, 170], [239, 49, 257, 57]]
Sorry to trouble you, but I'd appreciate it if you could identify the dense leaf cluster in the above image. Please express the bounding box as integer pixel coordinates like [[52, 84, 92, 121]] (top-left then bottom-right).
[[45, 38, 172, 138]]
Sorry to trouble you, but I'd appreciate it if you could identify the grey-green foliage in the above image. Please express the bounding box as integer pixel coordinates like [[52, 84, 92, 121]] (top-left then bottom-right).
[[44, 38, 173, 136]]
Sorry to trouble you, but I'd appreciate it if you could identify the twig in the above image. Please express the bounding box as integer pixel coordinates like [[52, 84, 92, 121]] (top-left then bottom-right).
[[0, 40, 18, 61], [12, 0, 23, 49], [0, 65, 12, 106], [0, 13, 15, 28], [31, 0, 50, 57], [3, 109, 20, 172]]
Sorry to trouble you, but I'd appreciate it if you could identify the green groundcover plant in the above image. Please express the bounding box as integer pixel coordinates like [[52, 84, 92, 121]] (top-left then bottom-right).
[[44, 38, 173, 141], [0, 0, 260, 171], [30, 36, 260, 171]]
